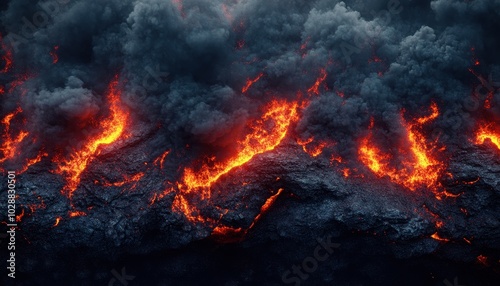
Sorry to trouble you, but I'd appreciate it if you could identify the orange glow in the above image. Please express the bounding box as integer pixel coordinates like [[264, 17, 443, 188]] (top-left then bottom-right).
[[212, 225, 244, 238], [211, 188, 284, 241], [359, 137, 391, 174], [242, 72, 264, 93], [297, 137, 328, 157], [181, 100, 298, 196], [69, 211, 86, 218], [154, 150, 171, 169], [15, 208, 25, 222], [358, 103, 445, 191], [247, 188, 283, 229], [173, 100, 298, 222], [431, 232, 450, 242], [53, 217, 62, 227], [416, 102, 439, 124], [56, 77, 128, 197], [307, 68, 327, 95], [172, 193, 207, 223], [475, 124, 500, 151], [102, 172, 144, 188], [19, 151, 48, 174], [50, 46, 59, 64], [0, 108, 29, 165]]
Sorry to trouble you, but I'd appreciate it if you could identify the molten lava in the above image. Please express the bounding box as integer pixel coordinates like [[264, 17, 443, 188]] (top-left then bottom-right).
[[359, 103, 445, 191], [173, 99, 299, 222], [0, 108, 29, 165], [475, 124, 500, 152], [307, 68, 328, 95], [297, 137, 328, 157], [212, 188, 284, 241], [56, 77, 128, 197], [154, 150, 171, 169], [101, 172, 144, 189], [19, 151, 49, 174], [431, 232, 450, 242], [242, 73, 264, 93]]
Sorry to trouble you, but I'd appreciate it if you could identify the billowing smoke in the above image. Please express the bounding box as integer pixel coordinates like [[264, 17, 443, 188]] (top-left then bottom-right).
[[1, 1, 500, 284], [2, 0, 499, 168]]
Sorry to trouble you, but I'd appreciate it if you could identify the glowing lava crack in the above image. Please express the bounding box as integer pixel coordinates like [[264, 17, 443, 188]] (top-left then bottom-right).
[[358, 102, 446, 192], [55, 77, 128, 197], [171, 99, 299, 224]]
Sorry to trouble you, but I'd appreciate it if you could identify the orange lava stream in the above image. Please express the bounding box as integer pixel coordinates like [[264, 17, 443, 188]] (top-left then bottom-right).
[[242, 73, 264, 93], [212, 188, 284, 240], [0, 108, 29, 165], [19, 151, 49, 174], [359, 103, 445, 191], [307, 68, 327, 95], [154, 150, 171, 169], [56, 77, 128, 197], [172, 100, 299, 222], [297, 137, 328, 157], [431, 232, 450, 242], [475, 124, 500, 151], [102, 172, 144, 188]]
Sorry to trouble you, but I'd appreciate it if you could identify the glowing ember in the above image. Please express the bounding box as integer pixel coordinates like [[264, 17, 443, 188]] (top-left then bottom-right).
[[211, 188, 284, 241], [358, 103, 445, 191], [173, 100, 299, 222], [242, 72, 264, 93], [431, 232, 450, 242], [56, 77, 128, 197], [297, 137, 328, 157], [53, 217, 62, 227], [475, 124, 500, 151], [154, 150, 171, 169], [69, 211, 87, 218], [307, 68, 328, 95], [102, 172, 144, 188], [16, 208, 25, 222], [19, 151, 49, 174]]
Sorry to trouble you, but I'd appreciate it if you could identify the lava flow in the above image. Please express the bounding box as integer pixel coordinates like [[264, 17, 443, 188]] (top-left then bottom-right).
[[212, 188, 284, 242], [307, 68, 328, 95], [475, 124, 500, 151], [0, 107, 29, 166], [172, 99, 299, 223], [297, 136, 329, 157], [242, 72, 264, 93], [359, 102, 445, 191], [55, 77, 128, 197]]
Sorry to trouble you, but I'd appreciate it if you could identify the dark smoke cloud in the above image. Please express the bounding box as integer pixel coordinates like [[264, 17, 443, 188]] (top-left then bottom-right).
[[1, 0, 499, 165]]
